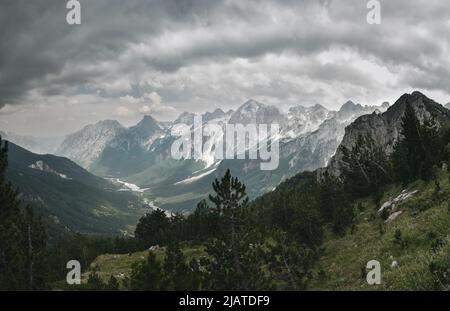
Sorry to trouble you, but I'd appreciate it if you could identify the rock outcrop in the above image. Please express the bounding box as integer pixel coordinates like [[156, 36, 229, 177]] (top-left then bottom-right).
[[326, 91, 450, 176], [378, 189, 418, 223]]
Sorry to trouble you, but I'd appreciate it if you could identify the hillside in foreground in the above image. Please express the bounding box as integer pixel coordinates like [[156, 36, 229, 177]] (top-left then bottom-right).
[[79, 169, 450, 290], [309, 170, 450, 290]]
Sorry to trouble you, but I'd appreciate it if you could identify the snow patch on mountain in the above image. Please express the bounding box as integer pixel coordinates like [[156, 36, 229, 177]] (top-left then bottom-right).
[[29, 160, 71, 180], [283, 104, 333, 139], [107, 178, 150, 193], [229, 99, 287, 125], [174, 162, 220, 185]]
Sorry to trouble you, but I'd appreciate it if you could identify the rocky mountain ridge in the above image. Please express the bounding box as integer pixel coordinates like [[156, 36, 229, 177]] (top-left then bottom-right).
[[327, 91, 450, 176]]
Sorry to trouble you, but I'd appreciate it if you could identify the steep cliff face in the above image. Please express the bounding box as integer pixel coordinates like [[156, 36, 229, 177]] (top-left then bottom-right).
[[327, 91, 450, 176], [56, 120, 126, 169]]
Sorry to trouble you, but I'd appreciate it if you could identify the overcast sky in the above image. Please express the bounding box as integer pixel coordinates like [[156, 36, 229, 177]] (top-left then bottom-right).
[[0, 0, 449, 136]]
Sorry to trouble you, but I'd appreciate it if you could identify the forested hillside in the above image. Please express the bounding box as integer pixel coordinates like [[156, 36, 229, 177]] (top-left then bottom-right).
[[5, 142, 148, 235]]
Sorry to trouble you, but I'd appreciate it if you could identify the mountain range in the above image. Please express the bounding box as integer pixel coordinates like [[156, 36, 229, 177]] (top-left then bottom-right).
[[48, 99, 389, 213], [2, 91, 449, 234]]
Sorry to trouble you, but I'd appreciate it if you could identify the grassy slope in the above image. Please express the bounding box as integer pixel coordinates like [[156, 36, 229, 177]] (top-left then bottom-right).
[[310, 170, 450, 290], [81, 244, 206, 288], [80, 171, 450, 290]]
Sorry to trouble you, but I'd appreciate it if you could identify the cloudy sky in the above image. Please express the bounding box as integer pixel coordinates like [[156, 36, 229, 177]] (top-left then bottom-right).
[[0, 0, 449, 136]]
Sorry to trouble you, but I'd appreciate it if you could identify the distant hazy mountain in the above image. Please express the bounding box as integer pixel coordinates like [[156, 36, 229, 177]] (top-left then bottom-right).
[[173, 112, 196, 125], [282, 104, 332, 139], [123, 99, 388, 212], [6, 142, 148, 235], [445, 102, 450, 110], [57, 120, 126, 169], [0, 130, 63, 154], [53, 98, 390, 213], [92, 115, 165, 177], [228, 99, 287, 125], [203, 108, 233, 123]]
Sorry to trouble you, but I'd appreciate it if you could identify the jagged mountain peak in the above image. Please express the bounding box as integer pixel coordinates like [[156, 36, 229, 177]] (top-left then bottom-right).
[[174, 111, 196, 124], [126, 115, 164, 144], [133, 115, 160, 129], [229, 99, 285, 125], [56, 119, 127, 168], [289, 103, 329, 114], [382, 91, 449, 126], [77, 119, 124, 132], [373, 91, 447, 133], [381, 101, 390, 110], [311, 103, 328, 111], [233, 98, 268, 115], [395, 91, 439, 107], [203, 108, 229, 122], [172, 108, 232, 125], [212, 108, 225, 114], [411, 90, 427, 97], [326, 91, 450, 176], [95, 119, 124, 128], [124, 115, 164, 147], [242, 99, 265, 109], [339, 100, 362, 113], [283, 103, 333, 138]]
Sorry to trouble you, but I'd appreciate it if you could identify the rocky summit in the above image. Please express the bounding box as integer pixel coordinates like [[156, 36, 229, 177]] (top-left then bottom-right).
[[327, 91, 450, 176]]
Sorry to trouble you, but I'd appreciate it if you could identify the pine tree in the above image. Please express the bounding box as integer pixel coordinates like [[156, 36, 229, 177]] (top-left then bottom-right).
[[319, 173, 353, 235], [169, 213, 186, 243], [341, 135, 391, 198], [208, 169, 250, 290], [129, 252, 163, 290], [204, 232, 270, 290], [134, 209, 171, 248], [186, 200, 221, 241], [392, 103, 441, 184], [267, 230, 316, 290], [162, 242, 194, 290]]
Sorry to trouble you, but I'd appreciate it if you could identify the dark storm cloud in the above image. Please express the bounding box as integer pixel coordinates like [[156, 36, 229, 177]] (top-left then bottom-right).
[[0, 0, 228, 107], [0, 0, 66, 105], [0, 0, 449, 133]]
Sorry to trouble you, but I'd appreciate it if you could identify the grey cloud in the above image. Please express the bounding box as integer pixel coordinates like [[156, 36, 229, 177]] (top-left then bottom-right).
[[0, 0, 226, 107], [0, 0, 449, 134]]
